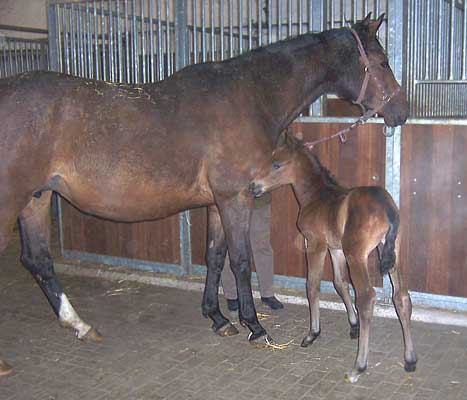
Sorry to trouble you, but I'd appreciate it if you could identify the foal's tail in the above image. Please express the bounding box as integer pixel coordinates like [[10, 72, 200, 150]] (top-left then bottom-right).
[[380, 203, 400, 275]]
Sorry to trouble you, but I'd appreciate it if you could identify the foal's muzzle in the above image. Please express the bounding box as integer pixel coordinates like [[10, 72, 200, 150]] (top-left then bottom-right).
[[249, 181, 265, 197]]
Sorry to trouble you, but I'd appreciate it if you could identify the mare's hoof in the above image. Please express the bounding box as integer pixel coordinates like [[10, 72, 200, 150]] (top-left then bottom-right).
[[404, 359, 417, 372], [248, 333, 273, 349], [216, 322, 239, 337], [349, 324, 360, 339], [81, 327, 103, 343], [0, 360, 13, 376]]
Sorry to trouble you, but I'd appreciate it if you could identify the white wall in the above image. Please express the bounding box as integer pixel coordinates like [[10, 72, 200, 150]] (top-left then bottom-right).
[[0, 0, 48, 38]]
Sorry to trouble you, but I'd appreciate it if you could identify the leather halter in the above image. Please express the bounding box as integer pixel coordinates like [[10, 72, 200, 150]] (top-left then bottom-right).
[[303, 28, 401, 150]]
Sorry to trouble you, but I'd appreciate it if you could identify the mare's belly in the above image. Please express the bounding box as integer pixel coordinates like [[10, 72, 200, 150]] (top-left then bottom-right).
[[58, 178, 213, 222]]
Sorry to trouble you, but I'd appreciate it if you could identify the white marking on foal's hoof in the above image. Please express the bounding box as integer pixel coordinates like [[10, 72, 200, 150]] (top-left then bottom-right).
[[0, 360, 13, 376], [344, 370, 362, 384], [58, 293, 93, 339]]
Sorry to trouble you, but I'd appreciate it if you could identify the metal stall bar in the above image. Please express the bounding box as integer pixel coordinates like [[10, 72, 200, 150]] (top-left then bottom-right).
[[383, 0, 405, 303], [48, 2, 60, 72], [309, 0, 324, 115]]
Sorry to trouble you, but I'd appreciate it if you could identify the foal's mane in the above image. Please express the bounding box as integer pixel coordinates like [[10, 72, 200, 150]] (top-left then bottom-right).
[[298, 144, 341, 188]]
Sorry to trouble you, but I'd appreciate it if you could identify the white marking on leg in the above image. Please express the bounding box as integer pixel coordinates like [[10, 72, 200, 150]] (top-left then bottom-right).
[[209, 240, 214, 248], [58, 293, 92, 339]]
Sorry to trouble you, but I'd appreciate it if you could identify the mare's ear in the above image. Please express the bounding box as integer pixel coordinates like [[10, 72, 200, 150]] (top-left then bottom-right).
[[361, 12, 372, 27], [368, 14, 385, 37]]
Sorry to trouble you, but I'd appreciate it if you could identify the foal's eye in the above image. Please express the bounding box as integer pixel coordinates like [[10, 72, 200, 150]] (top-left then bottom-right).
[[381, 61, 390, 69], [272, 162, 282, 170]]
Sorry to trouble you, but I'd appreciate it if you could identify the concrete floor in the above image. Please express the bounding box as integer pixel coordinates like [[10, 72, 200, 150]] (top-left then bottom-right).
[[1, 232, 467, 400]]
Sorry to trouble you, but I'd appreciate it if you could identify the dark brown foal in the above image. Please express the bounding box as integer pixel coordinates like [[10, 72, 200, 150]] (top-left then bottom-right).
[[250, 133, 417, 383]]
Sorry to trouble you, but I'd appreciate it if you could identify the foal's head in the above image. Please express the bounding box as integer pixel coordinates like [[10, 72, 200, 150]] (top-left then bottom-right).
[[332, 14, 409, 127], [249, 133, 325, 198]]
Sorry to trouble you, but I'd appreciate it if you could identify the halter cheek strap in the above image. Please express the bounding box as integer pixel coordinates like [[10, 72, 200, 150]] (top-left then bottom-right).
[[350, 28, 372, 105]]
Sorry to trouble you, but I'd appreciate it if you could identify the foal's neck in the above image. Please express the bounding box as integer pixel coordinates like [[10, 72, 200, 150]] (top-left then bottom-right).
[[291, 156, 344, 209]]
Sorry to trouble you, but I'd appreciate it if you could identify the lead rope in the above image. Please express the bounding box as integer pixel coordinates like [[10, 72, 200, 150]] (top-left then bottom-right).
[[302, 28, 401, 150]]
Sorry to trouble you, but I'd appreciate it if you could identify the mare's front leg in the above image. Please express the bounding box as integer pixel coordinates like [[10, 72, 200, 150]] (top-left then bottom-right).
[[201, 206, 239, 336], [301, 239, 327, 347], [217, 195, 267, 343], [329, 249, 359, 339], [18, 193, 102, 342]]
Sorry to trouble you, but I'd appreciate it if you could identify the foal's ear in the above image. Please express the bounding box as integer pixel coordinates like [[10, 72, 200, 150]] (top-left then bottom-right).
[[285, 129, 302, 148], [368, 14, 385, 37]]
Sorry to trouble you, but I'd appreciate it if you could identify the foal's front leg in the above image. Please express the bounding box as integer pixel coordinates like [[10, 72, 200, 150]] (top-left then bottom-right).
[[301, 241, 327, 347], [201, 206, 239, 336]]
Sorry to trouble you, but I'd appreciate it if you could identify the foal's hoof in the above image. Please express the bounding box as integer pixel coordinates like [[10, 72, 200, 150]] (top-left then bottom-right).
[[248, 333, 273, 349], [81, 327, 104, 343], [344, 367, 366, 384], [300, 330, 320, 348], [0, 360, 13, 376], [349, 323, 360, 339], [404, 359, 417, 372], [215, 322, 239, 337]]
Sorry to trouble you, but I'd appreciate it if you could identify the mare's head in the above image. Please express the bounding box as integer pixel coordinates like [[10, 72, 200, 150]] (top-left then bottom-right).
[[331, 14, 408, 126], [249, 133, 325, 198]]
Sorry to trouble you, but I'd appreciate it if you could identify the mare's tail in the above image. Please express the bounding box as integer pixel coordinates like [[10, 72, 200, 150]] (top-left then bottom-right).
[[380, 203, 400, 275]]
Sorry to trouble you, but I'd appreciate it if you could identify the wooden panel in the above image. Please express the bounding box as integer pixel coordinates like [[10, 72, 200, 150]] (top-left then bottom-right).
[[400, 124, 467, 297], [271, 122, 386, 287], [61, 199, 180, 264], [325, 98, 362, 117]]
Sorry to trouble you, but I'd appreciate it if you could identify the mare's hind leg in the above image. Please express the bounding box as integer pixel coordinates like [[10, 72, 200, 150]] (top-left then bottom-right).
[[329, 249, 359, 339], [18, 193, 102, 341], [389, 267, 417, 372], [201, 206, 238, 336], [301, 243, 327, 347], [343, 250, 376, 383]]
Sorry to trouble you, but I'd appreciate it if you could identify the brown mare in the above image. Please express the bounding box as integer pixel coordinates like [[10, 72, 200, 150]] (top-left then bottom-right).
[[250, 132, 417, 383], [0, 14, 408, 375]]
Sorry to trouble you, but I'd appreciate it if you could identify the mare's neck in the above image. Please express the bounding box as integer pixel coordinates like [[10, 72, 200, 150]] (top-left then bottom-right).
[[245, 28, 351, 139]]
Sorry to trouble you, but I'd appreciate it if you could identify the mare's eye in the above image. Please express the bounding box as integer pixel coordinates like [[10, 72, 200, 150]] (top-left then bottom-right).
[[272, 162, 282, 170], [381, 61, 389, 69]]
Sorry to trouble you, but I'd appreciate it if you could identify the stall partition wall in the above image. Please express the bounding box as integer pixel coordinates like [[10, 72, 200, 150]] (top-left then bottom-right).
[[0, 25, 49, 78]]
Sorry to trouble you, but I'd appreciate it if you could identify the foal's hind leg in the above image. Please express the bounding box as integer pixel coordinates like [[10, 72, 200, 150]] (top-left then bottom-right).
[[389, 268, 417, 372], [201, 206, 238, 336], [18, 193, 102, 341], [343, 250, 376, 383], [329, 249, 359, 339]]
